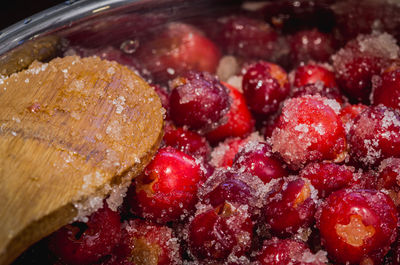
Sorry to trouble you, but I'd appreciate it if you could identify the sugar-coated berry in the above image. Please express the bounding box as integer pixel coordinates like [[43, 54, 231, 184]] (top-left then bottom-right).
[[49, 204, 121, 265], [169, 71, 230, 132], [317, 189, 398, 264], [271, 95, 346, 168], [242, 61, 290, 115], [129, 147, 203, 223]]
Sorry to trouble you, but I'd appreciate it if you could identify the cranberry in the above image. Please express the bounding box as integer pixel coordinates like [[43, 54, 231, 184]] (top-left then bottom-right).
[[205, 82, 254, 144], [262, 177, 316, 236], [372, 68, 400, 111], [135, 22, 221, 82], [348, 105, 400, 167], [339, 103, 368, 133], [293, 63, 337, 88], [271, 95, 347, 168], [232, 141, 287, 184], [48, 204, 121, 265], [317, 189, 398, 264], [114, 219, 180, 265], [332, 32, 399, 103], [216, 16, 281, 61], [129, 147, 203, 223], [376, 157, 400, 191], [163, 125, 211, 160], [188, 205, 253, 261], [289, 29, 335, 66], [169, 71, 230, 132], [242, 61, 290, 115], [299, 162, 359, 198], [200, 169, 258, 211], [256, 237, 325, 265], [263, 113, 280, 139]]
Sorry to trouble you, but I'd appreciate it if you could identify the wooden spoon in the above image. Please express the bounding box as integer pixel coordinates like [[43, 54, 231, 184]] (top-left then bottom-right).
[[0, 56, 164, 265]]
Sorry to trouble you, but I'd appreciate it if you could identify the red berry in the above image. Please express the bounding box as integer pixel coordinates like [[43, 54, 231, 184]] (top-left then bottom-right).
[[129, 147, 203, 223], [348, 105, 400, 167], [115, 219, 180, 265], [317, 189, 398, 264], [49, 204, 121, 265], [232, 141, 287, 184], [257, 237, 326, 265], [376, 157, 400, 191], [262, 177, 317, 236], [299, 162, 359, 198], [217, 16, 280, 61], [339, 103, 368, 133], [163, 125, 211, 160], [271, 95, 347, 168], [135, 22, 221, 82], [205, 82, 254, 144], [188, 204, 253, 261], [372, 68, 400, 110], [332, 32, 399, 103], [169, 71, 230, 132], [289, 29, 335, 66], [293, 63, 337, 88], [242, 61, 290, 115]]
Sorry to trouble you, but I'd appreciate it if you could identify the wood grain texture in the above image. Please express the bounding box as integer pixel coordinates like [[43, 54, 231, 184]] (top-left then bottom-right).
[[0, 56, 164, 265]]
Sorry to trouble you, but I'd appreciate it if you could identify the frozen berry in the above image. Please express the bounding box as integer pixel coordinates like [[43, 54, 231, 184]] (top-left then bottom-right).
[[262, 177, 317, 236], [299, 162, 359, 198], [232, 141, 287, 184], [372, 68, 400, 110], [114, 219, 180, 265], [348, 105, 400, 167], [129, 147, 203, 223], [271, 95, 346, 168], [332, 32, 399, 103], [135, 22, 221, 82], [205, 82, 254, 144], [289, 29, 335, 66], [293, 63, 337, 88], [217, 16, 280, 61], [169, 71, 230, 132], [188, 204, 253, 261], [48, 204, 121, 265], [317, 189, 398, 264], [242, 61, 290, 115], [163, 125, 211, 160]]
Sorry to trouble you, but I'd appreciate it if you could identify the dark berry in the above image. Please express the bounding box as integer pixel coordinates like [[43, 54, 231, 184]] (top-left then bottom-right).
[[242, 61, 290, 115], [289, 29, 335, 66], [348, 105, 400, 167], [372, 68, 400, 111], [169, 71, 230, 132], [48, 204, 121, 265], [135, 22, 221, 82]]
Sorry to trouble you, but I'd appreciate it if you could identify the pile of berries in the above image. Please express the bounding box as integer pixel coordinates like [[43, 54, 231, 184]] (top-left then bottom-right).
[[15, 1, 400, 265]]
